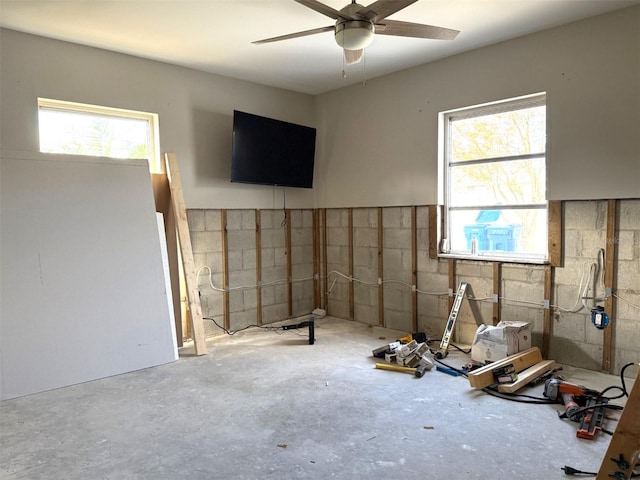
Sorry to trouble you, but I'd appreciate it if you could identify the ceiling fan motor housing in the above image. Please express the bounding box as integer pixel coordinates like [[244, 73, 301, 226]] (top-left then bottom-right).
[[335, 20, 375, 49]]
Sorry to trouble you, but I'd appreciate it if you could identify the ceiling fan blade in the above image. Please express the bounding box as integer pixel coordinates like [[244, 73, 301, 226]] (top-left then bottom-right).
[[356, 0, 418, 22], [344, 48, 363, 65], [294, 0, 351, 20], [253, 25, 334, 44], [375, 20, 459, 40]]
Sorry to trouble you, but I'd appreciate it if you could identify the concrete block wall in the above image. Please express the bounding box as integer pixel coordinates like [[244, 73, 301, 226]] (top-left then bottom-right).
[[551, 199, 640, 373], [188, 208, 315, 334], [352, 208, 379, 326], [187, 200, 639, 374]]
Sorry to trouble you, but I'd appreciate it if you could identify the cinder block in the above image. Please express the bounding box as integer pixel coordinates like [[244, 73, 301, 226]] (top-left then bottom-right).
[[353, 208, 377, 228], [354, 304, 378, 325], [615, 231, 636, 260], [564, 200, 606, 230], [241, 209, 257, 230], [226, 210, 243, 230], [262, 303, 288, 324], [383, 228, 411, 249], [191, 231, 221, 254], [326, 209, 348, 227], [204, 210, 222, 231], [353, 246, 376, 268], [327, 226, 348, 246], [229, 309, 258, 331], [383, 207, 411, 228], [274, 247, 288, 266], [243, 249, 256, 270], [619, 199, 640, 229], [187, 209, 205, 232], [354, 227, 378, 248], [227, 229, 256, 251], [227, 250, 243, 271], [327, 245, 349, 265]]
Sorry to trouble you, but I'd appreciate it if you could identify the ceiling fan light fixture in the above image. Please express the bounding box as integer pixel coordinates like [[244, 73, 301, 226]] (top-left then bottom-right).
[[335, 20, 374, 50]]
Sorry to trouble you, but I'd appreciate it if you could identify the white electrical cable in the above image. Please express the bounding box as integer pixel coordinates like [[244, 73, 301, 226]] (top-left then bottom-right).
[[196, 265, 314, 293]]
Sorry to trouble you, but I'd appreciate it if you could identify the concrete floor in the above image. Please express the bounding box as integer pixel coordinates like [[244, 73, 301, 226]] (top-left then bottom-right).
[[0, 317, 632, 479]]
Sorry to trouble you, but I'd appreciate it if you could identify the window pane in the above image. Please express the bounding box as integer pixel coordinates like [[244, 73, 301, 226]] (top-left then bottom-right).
[[39, 109, 150, 160], [450, 105, 545, 162], [449, 157, 546, 207], [447, 208, 547, 258]]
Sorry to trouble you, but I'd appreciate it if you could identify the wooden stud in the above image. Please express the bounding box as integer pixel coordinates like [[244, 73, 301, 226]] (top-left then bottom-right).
[[467, 347, 543, 389], [428, 204, 439, 259], [411, 205, 418, 332], [286, 208, 293, 318], [548, 200, 562, 267], [596, 369, 640, 480], [313, 209, 320, 309], [492, 262, 501, 326], [448, 258, 456, 312], [378, 207, 385, 327], [221, 209, 230, 331], [164, 153, 207, 355], [322, 209, 328, 311], [348, 208, 354, 320], [543, 265, 552, 360], [255, 209, 262, 326], [151, 173, 183, 347], [603, 199, 618, 373], [497, 360, 556, 393]]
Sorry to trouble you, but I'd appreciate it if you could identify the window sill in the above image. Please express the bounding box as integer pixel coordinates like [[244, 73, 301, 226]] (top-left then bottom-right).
[[438, 252, 548, 265]]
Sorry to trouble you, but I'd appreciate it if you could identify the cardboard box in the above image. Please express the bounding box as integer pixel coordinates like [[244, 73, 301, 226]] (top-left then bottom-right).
[[471, 321, 532, 364]]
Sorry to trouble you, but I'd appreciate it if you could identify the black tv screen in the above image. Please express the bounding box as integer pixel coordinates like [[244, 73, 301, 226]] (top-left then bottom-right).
[[231, 110, 316, 189]]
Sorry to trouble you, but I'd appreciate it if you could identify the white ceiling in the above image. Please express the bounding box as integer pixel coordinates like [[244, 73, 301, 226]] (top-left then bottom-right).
[[1, 0, 638, 95]]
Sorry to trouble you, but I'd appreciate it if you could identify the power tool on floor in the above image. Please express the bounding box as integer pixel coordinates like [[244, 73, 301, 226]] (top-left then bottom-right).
[[542, 378, 607, 440]]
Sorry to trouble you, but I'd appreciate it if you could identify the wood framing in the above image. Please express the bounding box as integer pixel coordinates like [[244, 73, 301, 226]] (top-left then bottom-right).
[[313, 209, 320, 309], [603, 199, 618, 373], [255, 209, 262, 326], [322, 209, 328, 311], [164, 153, 207, 355], [468, 347, 543, 389], [348, 208, 354, 320], [151, 173, 183, 346], [543, 265, 553, 359], [596, 369, 640, 480], [378, 207, 384, 327], [411, 205, 418, 332], [497, 360, 556, 393], [548, 200, 562, 267], [492, 262, 501, 326], [221, 209, 230, 331], [286, 208, 293, 318], [428, 205, 440, 259]]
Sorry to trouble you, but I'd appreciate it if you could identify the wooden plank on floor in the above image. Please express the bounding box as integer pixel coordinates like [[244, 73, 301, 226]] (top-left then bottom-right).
[[596, 369, 640, 480], [164, 153, 207, 355], [468, 347, 543, 389], [497, 360, 556, 393]]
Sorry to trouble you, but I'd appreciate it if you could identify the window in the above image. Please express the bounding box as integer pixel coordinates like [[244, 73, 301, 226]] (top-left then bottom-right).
[[38, 98, 161, 172], [439, 93, 547, 263]]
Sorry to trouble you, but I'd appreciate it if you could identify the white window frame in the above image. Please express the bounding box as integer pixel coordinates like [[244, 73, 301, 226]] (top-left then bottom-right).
[[438, 93, 548, 264], [38, 98, 161, 173]]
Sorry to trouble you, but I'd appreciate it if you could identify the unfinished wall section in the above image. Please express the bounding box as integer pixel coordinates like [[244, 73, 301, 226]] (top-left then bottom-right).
[[188, 209, 224, 336], [189, 208, 315, 335], [416, 207, 450, 338], [259, 209, 289, 323], [500, 264, 546, 346], [352, 208, 379, 326], [289, 209, 315, 317], [325, 209, 350, 319], [552, 201, 608, 370], [226, 210, 258, 331], [382, 207, 414, 331]]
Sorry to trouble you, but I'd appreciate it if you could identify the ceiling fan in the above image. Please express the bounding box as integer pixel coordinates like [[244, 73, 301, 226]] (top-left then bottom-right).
[[253, 0, 459, 65]]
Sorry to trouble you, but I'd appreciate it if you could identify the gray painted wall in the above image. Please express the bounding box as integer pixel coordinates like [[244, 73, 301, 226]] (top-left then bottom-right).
[[314, 6, 640, 207]]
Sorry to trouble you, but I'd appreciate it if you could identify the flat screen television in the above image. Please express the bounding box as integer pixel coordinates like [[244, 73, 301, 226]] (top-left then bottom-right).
[[231, 110, 316, 189]]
